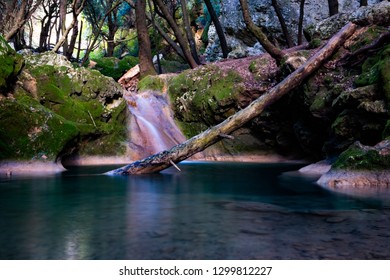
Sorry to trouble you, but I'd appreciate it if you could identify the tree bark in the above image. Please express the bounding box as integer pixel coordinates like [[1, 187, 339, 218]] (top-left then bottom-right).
[[271, 0, 294, 48], [203, 0, 229, 58], [181, 0, 201, 64], [108, 22, 358, 175], [136, 0, 157, 77], [153, 0, 198, 68], [298, 0, 306, 45], [239, 0, 285, 64], [328, 0, 339, 16], [52, 0, 86, 53]]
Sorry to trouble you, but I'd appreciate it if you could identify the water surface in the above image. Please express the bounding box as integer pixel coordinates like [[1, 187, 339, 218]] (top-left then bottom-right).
[[1, 162, 390, 259]]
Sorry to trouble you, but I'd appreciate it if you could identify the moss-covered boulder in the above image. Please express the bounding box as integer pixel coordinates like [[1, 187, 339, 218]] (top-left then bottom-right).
[[0, 36, 24, 93], [0, 51, 128, 162], [0, 96, 80, 161], [332, 140, 390, 170], [168, 65, 244, 137]]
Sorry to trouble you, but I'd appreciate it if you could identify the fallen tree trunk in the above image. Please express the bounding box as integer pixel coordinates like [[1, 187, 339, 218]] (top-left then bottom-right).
[[107, 22, 358, 175]]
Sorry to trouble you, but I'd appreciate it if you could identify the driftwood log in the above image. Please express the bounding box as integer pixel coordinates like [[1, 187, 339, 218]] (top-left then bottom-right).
[[107, 22, 358, 175]]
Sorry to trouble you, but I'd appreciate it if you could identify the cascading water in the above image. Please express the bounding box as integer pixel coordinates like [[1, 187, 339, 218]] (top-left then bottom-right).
[[125, 90, 187, 160]]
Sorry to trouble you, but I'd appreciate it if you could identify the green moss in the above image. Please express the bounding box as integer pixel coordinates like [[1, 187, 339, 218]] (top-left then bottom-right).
[[309, 38, 322, 49], [333, 143, 390, 170], [0, 97, 80, 160], [0, 36, 24, 91], [355, 43, 390, 87], [138, 75, 165, 92], [168, 65, 243, 125]]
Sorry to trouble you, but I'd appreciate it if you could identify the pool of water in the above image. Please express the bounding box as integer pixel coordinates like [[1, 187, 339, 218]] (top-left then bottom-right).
[[1, 162, 390, 259]]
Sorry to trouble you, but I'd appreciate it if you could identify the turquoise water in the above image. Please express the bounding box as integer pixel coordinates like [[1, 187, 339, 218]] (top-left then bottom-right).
[[1, 162, 390, 259]]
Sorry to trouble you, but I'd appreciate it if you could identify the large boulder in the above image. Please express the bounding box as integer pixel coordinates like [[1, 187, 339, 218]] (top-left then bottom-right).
[[0, 50, 128, 162], [318, 140, 390, 187]]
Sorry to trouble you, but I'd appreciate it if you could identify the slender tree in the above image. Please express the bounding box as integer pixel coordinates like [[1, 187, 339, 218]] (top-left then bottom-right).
[[80, 0, 122, 65], [239, 0, 285, 64], [360, 0, 368, 6], [203, 0, 229, 58], [52, 0, 86, 53], [180, 0, 201, 64], [298, 0, 305, 45], [125, 0, 186, 60], [271, 0, 294, 48], [136, 0, 157, 77], [38, 0, 58, 51], [153, 0, 198, 68], [328, 0, 339, 16]]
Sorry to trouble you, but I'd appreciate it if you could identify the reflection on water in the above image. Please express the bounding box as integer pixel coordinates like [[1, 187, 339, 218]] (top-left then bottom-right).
[[1, 162, 390, 259]]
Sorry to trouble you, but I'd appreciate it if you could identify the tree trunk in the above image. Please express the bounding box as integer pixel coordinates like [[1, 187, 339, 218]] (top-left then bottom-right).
[[239, 0, 285, 64], [76, 20, 83, 61], [272, 0, 294, 48], [136, 0, 157, 77], [59, 0, 68, 54], [203, 0, 229, 58], [180, 0, 201, 64], [298, 0, 305, 45], [328, 0, 339, 16], [153, 0, 198, 68], [108, 22, 358, 175], [80, 1, 120, 65], [66, 19, 79, 59], [53, 0, 85, 53]]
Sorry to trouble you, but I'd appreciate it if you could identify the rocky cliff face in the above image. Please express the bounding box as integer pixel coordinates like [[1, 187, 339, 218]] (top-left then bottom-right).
[[206, 0, 383, 61]]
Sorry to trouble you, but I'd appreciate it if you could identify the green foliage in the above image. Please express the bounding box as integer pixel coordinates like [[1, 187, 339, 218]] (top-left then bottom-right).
[[94, 56, 138, 80]]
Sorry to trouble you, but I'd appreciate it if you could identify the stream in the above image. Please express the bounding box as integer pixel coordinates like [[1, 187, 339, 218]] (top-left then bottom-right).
[[1, 162, 390, 259]]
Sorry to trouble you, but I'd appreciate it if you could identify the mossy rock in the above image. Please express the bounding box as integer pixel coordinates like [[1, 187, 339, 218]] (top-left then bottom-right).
[[168, 64, 243, 131], [0, 97, 80, 161], [1, 52, 129, 161], [332, 141, 390, 170], [0, 36, 24, 92], [94, 56, 138, 80], [138, 75, 165, 92], [355, 43, 390, 87]]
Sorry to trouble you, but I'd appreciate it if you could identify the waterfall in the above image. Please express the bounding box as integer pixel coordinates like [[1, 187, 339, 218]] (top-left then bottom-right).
[[125, 90, 187, 160]]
